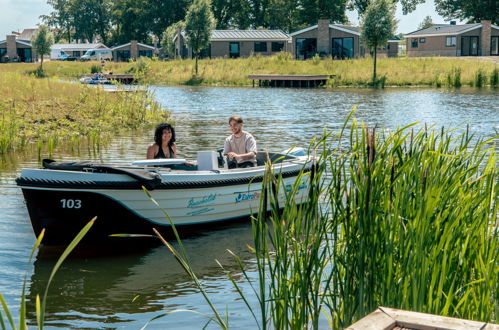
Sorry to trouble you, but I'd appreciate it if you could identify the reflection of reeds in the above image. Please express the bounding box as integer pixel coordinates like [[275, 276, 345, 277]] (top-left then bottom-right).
[[156, 113, 497, 328], [0, 72, 168, 154]]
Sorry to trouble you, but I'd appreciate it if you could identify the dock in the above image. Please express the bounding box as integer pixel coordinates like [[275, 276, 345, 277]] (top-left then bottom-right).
[[248, 74, 332, 88]]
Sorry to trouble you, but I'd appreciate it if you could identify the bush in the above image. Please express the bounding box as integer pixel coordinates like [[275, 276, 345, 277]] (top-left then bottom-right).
[[90, 64, 102, 74]]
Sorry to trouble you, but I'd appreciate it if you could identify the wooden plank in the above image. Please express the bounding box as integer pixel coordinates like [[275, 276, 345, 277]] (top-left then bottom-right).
[[346, 309, 395, 330], [381, 307, 489, 330]]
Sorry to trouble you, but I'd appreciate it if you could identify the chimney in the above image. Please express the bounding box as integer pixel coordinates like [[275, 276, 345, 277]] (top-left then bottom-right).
[[6, 35, 17, 59], [450, 21, 456, 25], [317, 19, 330, 56], [130, 40, 138, 60], [480, 20, 491, 56]]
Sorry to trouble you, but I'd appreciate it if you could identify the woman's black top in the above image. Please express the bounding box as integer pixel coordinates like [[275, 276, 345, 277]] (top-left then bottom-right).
[[154, 144, 174, 159]]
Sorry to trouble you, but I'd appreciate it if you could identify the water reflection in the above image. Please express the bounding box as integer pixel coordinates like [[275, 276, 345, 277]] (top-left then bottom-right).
[[27, 222, 255, 328]]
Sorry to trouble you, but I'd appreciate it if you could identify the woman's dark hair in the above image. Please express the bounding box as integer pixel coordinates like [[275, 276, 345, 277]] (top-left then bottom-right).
[[154, 123, 176, 147]]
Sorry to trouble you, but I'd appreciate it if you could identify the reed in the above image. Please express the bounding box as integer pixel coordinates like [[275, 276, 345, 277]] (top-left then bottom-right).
[[152, 113, 497, 328], [0, 72, 168, 154]]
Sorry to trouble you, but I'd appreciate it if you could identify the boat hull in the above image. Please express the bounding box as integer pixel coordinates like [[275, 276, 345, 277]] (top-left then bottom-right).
[[19, 171, 309, 245]]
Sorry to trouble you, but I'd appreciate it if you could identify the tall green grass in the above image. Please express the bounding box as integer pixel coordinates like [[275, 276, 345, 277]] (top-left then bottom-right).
[[152, 114, 497, 328], [0, 72, 168, 154], [0, 57, 496, 88]]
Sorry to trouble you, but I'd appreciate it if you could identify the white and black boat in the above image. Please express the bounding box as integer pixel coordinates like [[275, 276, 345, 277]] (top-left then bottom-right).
[[16, 149, 312, 245]]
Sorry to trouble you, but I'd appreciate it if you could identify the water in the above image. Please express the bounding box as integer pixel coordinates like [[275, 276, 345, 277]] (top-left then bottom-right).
[[0, 86, 497, 329]]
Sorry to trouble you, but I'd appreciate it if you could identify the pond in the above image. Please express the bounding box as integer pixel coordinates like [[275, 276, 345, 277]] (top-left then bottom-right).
[[0, 86, 497, 328]]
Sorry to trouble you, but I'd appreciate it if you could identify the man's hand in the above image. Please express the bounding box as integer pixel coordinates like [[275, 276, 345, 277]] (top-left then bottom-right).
[[227, 152, 238, 159]]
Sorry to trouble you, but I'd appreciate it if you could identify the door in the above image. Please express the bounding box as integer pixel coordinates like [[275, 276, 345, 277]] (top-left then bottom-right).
[[461, 36, 479, 56], [229, 42, 240, 58]]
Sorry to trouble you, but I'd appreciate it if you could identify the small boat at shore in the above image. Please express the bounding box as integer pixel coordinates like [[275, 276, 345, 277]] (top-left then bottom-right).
[[79, 74, 112, 85], [16, 149, 312, 245]]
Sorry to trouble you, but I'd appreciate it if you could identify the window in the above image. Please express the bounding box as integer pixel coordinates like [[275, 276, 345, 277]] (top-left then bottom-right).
[[271, 42, 284, 52], [229, 42, 240, 58], [491, 36, 498, 55], [419, 38, 426, 43], [296, 38, 317, 60], [332, 38, 354, 59], [116, 50, 130, 62], [0, 48, 6, 58], [411, 38, 418, 48], [446, 36, 456, 47], [254, 42, 267, 52], [139, 50, 153, 57], [73, 51, 80, 57]]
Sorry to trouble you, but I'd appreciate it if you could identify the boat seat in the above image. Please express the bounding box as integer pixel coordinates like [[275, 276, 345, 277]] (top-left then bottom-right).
[[255, 152, 295, 167]]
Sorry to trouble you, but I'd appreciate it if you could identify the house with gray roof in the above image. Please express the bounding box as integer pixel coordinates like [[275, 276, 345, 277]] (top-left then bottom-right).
[[0, 35, 34, 63], [290, 20, 365, 59], [405, 20, 498, 57], [112, 41, 156, 61], [174, 29, 291, 59]]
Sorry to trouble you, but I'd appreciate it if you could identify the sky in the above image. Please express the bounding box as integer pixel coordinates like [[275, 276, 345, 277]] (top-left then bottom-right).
[[0, 0, 461, 41]]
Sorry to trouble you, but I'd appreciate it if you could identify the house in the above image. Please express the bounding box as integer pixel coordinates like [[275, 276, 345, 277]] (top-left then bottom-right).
[[51, 43, 108, 59], [290, 20, 364, 59], [112, 41, 157, 62], [405, 20, 499, 57], [174, 30, 291, 59], [0, 35, 35, 63]]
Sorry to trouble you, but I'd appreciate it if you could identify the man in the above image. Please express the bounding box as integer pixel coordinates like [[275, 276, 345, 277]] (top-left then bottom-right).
[[223, 115, 257, 168]]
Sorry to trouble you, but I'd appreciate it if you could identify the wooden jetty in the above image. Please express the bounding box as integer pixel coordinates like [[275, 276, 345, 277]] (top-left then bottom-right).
[[347, 307, 499, 330], [81, 73, 135, 84], [248, 74, 332, 88]]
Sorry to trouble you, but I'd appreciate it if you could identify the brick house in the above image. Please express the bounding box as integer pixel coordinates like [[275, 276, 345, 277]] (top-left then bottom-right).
[[405, 20, 499, 57], [112, 41, 157, 62], [0, 35, 35, 63], [174, 30, 291, 59]]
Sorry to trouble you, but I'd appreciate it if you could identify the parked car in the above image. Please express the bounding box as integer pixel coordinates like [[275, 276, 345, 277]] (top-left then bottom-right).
[[58, 53, 77, 61], [80, 49, 113, 61]]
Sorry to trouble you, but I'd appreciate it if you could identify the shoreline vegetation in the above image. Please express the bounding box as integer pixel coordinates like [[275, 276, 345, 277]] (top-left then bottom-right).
[[1, 55, 498, 88], [0, 71, 169, 155]]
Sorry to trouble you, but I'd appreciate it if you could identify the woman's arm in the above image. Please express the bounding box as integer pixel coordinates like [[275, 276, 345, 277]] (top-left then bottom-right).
[[147, 144, 157, 159], [172, 143, 177, 158]]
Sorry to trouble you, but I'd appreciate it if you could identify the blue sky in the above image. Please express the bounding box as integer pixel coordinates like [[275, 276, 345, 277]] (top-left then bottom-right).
[[0, 0, 459, 41]]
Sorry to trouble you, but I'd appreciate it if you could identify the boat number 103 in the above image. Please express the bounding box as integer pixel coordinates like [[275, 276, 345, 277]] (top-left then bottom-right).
[[60, 199, 82, 209]]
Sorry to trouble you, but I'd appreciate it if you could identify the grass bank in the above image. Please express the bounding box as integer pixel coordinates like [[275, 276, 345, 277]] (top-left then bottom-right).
[[2, 55, 497, 88], [0, 71, 168, 154]]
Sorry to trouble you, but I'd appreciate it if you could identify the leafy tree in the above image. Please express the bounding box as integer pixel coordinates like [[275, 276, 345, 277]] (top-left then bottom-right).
[[435, 0, 498, 24], [185, 0, 215, 75], [162, 21, 185, 57], [418, 15, 433, 29], [41, 0, 73, 42], [212, 0, 251, 29], [31, 25, 54, 71], [111, 0, 151, 44], [266, 0, 299, 32], [148, 0, 190, 44], [300, 0, 348, 26], [361, 0, 396, 83], [349, 0, 424, 16]]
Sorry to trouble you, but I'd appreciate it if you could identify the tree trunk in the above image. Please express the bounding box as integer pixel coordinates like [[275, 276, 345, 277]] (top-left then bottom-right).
[[195, 54, 198, 76], [40, 55, 44, 71], [373, 49, 377, 83]]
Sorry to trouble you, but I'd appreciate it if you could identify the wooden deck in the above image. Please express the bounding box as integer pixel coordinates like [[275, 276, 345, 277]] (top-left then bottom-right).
[[248, 74, 331, 88]]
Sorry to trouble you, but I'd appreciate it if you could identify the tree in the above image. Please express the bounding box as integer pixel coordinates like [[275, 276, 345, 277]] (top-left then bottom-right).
[[148, 0, 190, 44], [349, 0, 424, 17], [300, 0, 348, 27], [41, 0, 73, 42], [185, 0, 215, 75], [418, 15, 433, 29], [361, 0, 396, 83], [31, 25, 54, 71], [435, 0, 498, 24], [162, 21, 185, 57]]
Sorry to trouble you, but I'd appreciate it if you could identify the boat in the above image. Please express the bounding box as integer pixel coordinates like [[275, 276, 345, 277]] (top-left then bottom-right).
[[16, 149, 312, 245], [79, 74, 112, 85]]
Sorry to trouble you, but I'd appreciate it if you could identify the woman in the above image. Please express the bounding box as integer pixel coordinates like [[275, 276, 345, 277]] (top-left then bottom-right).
[[147, 123, 177, 159]]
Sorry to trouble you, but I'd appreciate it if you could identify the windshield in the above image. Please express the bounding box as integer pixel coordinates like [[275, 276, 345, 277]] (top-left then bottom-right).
[[84, 50, 95, 56]]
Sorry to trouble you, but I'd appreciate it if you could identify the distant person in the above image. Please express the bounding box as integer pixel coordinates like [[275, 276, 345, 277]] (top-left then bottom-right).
[[147, 123, 177, 159], [223, 115, 257, 168]]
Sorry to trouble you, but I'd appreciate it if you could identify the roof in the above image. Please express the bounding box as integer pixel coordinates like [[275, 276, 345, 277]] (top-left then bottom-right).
[[405, 23, 481, 37], [0, 39, 31, 47], [290, 24, 361, 37], [112, 42, 155, 50], [211, 30, 290, 41], [52, 43, 108, 51], [18, 28, 38, 41]]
